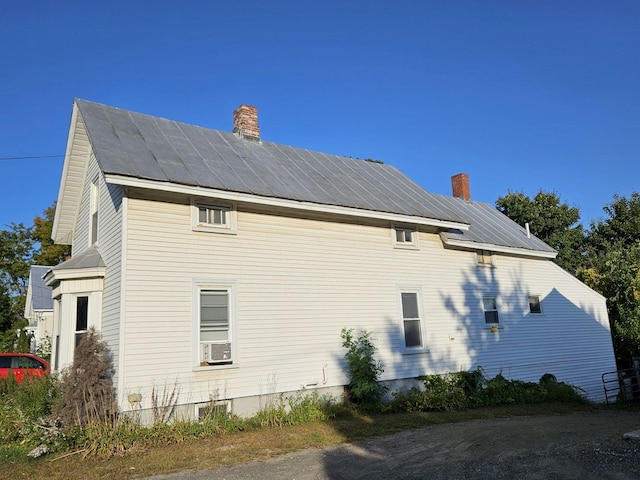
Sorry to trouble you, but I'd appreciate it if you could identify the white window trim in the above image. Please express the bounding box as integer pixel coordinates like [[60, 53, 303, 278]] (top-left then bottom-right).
[[398, 287, 427, 352], [392, 224, 419, 250], [193, 279, 238, 370], [476, 250, 495, 267], [528, 294, 543, 315], [191, 199, 237, 234], [89, 178, 99, 246], [482, 296, 501, 327]]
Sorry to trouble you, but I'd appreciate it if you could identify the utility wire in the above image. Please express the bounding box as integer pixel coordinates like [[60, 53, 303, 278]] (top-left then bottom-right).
[[0, 155, 63, 161]]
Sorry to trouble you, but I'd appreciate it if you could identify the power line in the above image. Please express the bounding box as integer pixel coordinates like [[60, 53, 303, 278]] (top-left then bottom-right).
[[0, 155, 63, 161]]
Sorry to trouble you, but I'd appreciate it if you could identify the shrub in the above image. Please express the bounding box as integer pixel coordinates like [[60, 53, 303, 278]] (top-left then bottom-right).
[[341, 328, 388, 408], [54, 329, 117, 427], [539, 373, 587, 403], [390, 368, 587, 412]]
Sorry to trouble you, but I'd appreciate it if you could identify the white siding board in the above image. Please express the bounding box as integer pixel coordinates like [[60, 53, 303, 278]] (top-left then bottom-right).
[[67, 153, 124, 385], [118, 194, 615, 410]]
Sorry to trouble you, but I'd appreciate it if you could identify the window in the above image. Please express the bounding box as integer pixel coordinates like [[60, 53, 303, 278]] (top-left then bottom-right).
[[528, 295, 542, 314], [90, 179, 99, 244], [75, 296, 88, 348], [197, 401, 230, 421], [198, 287, 234, 365], [198, 205, 229, 226], [477, 250, 494, 266], [192, 200, 237, 234], [400, 291, 423, 348], [482, 297, 499, 324], [393, 226, 418, 249]]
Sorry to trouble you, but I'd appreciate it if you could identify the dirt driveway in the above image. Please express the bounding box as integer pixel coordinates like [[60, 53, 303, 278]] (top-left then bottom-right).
[[147, 409, 640, 480]]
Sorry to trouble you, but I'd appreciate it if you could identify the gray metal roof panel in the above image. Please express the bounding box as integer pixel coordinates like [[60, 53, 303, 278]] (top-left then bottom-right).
[[75, 99, 554, 254], [53, 245, 106, 270], [76, 99, 469, 223], [29, 266, 53, 310], [441, 200, 556, 253]]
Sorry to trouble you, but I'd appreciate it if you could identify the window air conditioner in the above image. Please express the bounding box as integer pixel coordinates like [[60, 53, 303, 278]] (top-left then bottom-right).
[[202, 342, 232, 364]]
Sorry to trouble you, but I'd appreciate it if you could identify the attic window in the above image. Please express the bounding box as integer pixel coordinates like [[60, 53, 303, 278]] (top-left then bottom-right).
[[477, 250, 494, 266], [199, 206, 228, 226], [191, 200, 237, 234], [393, 226, 419, 249]]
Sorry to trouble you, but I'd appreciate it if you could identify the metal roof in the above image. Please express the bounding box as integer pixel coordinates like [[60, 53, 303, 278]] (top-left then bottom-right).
[[74, 99, 555, 256], [29, 266, 53, 310], [75, 99, 468, 225], [441, 200, 556, 255], [52, 246, 105, 271]]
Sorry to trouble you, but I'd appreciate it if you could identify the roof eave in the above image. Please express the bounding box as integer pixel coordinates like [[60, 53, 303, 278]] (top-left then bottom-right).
[[105, 174, 471, 231], [440, 234, 557, 259], [52, 101, 91, 245]]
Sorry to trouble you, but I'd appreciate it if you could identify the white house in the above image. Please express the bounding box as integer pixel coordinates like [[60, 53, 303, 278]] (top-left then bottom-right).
[[24, 265, 54, 353], [45, 99, 616, 419]]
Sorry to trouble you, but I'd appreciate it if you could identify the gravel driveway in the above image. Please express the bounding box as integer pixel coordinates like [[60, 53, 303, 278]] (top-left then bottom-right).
[[146, 409, 640, 480]]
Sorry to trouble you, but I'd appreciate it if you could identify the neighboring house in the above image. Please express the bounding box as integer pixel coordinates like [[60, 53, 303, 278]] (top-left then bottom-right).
[[24, 265, 54, 353], [45, 99, 616, 420]]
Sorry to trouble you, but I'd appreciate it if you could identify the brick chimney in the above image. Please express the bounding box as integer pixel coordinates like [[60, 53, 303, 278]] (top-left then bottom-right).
[[233, 104, 260, 141], [451, 173, 471, 201]]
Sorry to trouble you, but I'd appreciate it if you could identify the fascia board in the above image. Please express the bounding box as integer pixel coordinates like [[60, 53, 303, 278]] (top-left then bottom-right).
[[52, 102, 80, 244], [45, 267, 106, 285], [104, 174, 470, 231], [441, 234, 557, 259]]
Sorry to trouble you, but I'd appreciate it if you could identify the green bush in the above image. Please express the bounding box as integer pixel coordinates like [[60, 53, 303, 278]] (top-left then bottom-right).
[[341, 328, 388, 408], [0, 374, 60, 448], [390, 368, 587, 412]]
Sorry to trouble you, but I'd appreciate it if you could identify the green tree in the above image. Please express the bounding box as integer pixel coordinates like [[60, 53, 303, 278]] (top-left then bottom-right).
[[0, 283, 13, 333], [582, 193, 640, 367], [0, 222, 34, 297], [32, 202, 70, 266], [0, 202, 67, 351], [496, 190, 586, 274]]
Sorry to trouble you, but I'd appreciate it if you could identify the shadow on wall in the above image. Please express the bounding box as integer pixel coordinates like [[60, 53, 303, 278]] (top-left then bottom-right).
[[323, 262, 617, 480], [336, 258, 615, 403]]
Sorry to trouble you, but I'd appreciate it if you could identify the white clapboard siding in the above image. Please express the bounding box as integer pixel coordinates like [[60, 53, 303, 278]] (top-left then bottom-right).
[[68, 153, 124, 380], [118, 194, 615, 410]]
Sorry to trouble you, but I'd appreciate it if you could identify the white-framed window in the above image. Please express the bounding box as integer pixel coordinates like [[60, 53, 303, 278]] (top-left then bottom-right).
[[90, 179, 99, 245], [482, 296, 499, 324], [476, 250, 494, 266], [399, 289, 424, 349], [393, 225, 419, 249], [528, 295, 543, 314], [75, 295, 89, 349], [194, 281, 236, 367], [191, 199, 237, 234]]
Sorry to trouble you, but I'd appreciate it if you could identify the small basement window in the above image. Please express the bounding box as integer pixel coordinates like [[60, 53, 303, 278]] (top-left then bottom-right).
[[197, 401, 230, 421]]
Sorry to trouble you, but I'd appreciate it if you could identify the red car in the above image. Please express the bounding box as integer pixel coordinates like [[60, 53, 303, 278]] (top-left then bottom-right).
[[0, 353, 50, 383]]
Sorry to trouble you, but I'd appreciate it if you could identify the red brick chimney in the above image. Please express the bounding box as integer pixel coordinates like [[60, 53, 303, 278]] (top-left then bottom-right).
[[233, 105, 260, 141], [451, 173, 471, 201]]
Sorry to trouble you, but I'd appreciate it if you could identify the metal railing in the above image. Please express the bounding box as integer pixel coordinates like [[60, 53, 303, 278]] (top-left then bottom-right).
[[602, 367, 640, 405]]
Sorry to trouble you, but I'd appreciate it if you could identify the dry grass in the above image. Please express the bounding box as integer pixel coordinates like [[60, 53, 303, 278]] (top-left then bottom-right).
[[0, 402, 592, 480]]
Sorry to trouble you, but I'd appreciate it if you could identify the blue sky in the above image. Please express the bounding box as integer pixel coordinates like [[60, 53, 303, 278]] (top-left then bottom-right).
[[1, 1, 639, 231]]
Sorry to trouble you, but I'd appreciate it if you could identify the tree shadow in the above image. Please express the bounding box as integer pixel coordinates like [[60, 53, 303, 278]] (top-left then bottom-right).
[[323, 255, 617, 479]]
